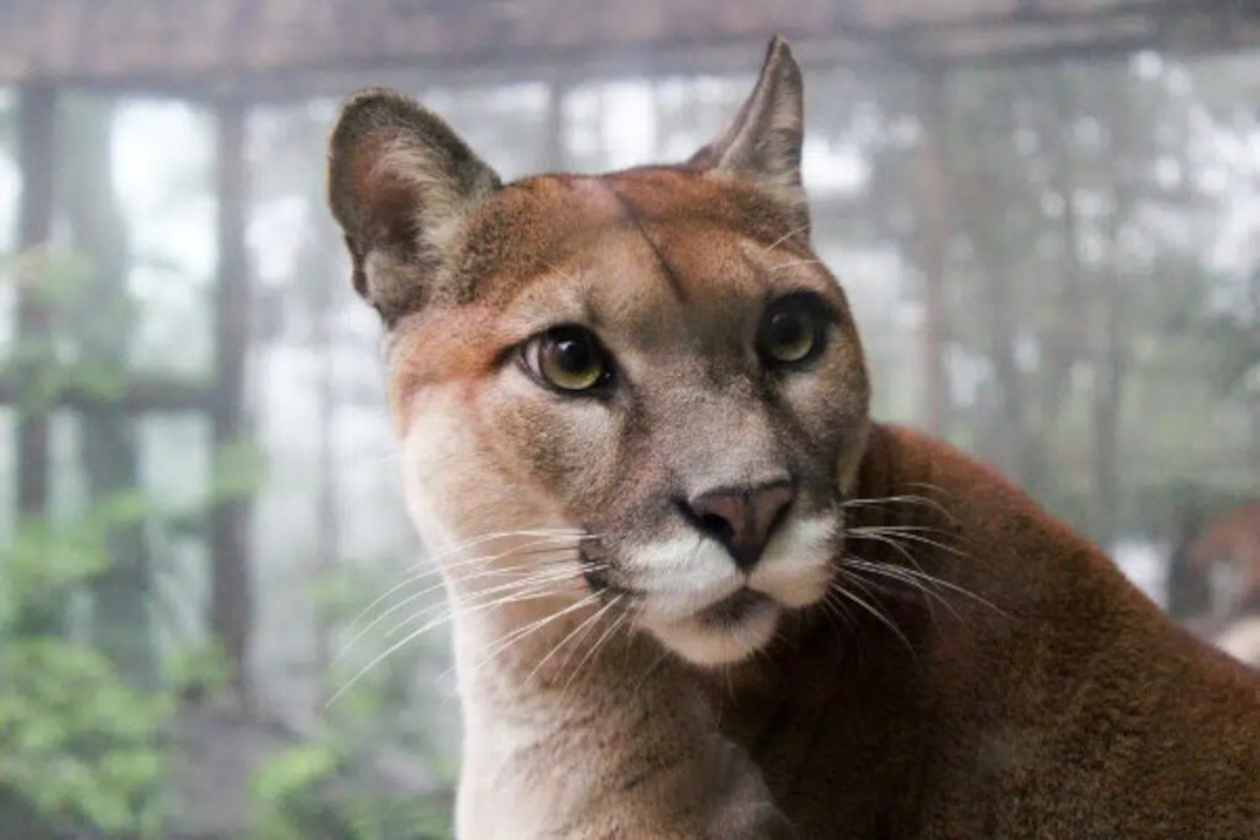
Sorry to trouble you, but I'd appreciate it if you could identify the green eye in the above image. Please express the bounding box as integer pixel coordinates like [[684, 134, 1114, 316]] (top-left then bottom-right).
[[530, 326, 612, 393], [759, 297, 822, 365]]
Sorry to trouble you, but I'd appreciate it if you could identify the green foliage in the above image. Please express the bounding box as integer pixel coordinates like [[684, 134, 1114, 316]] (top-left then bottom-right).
[[210, 441, 270, 504], [0, 490, 146, 633], [0, 641, 171, 839], [163, 641, 234, 699], [248, 739, 453, 840], [243, 558, 460, 840], [0, 496, 175, 837]]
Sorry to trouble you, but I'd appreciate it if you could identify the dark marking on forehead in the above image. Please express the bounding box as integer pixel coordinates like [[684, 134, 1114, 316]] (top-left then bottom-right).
[[605, 167, 809, 255], [439, 166, 807, 316], [449, 175, 627, 306], [609, 187, 690, 302]]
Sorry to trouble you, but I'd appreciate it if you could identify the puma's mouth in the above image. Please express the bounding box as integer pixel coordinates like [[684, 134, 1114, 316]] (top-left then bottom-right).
[[577, 516, 839, 666], [697, 588, 772, 628], [646, 591, 783, 666]]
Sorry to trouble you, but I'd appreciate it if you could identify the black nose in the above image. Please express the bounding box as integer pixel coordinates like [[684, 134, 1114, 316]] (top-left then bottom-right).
[[683, 481, 795, 572]]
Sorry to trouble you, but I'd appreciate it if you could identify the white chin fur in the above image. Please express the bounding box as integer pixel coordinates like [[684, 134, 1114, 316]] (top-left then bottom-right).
[[630, 515, 836, 665], [645, 598, 782, 667]]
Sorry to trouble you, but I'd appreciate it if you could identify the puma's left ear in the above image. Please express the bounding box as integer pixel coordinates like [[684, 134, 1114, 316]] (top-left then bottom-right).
[[328, 89, 501, 324], [689, 36, 805, 208]]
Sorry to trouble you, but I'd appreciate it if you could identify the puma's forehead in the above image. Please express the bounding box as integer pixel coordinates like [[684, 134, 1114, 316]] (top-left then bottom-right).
[[446, 167, 808, 308]]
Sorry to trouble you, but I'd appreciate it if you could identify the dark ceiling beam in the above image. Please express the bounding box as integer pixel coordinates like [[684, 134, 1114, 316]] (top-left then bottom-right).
[[0, 3, 1255, 103]]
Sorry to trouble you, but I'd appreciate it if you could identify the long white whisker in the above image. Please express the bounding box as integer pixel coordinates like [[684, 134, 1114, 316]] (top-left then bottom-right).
[[768, 257, 825, 272], [840, 559, 962, 623], [842, 493, 956, 522], [848, 526, 967, 558], [760, 223, 811, 255], [341, 533, 591, 643], [841, 556, 1003, 617], [830, 580, 915, 655], [338, 549, 589, 662], [524, 596, 617, 686], [328, 575, 590, 708], [381, 564, 603, 643], [562, 599, 628, 694], [452, 593, 604, 685]]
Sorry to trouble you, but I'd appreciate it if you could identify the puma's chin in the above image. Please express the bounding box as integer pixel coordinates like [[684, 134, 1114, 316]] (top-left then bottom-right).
[[646, 590, 783, 666]]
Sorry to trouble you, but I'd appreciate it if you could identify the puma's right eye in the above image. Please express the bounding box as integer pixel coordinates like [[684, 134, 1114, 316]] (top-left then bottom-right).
[[524, 326, 614, 394], [758, 294, 827, 368]]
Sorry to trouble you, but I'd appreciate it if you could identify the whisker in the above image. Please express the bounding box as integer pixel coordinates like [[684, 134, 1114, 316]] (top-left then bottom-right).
[[524, 595, 617, 686], [632, 641, 672, 696], [377, 563, 600, 645], [562, 599, 629, 694], [454, 592, 604, 684], [760, 223, 811, 255], [768, 257, 825, 273], [338, 541, 588, 659], [842, 492, 955, 518], [829, 580, 916, 656], [343, 532, 592, 638], [328, 575, 589, 707], [841, 556, 1003, 617], [839, 559, 961, 624], [848, 526, 967, 558]]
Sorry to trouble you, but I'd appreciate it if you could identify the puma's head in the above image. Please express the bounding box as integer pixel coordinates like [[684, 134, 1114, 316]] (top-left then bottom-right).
[[329, 38, 871, 666]]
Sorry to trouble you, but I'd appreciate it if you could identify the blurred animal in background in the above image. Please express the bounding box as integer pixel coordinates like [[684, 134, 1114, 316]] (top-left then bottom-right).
[[1187, 501, 1260, 667]]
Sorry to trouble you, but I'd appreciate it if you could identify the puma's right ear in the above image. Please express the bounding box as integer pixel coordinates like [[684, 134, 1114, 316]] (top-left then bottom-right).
[[328, 90, 501, 323], [688, 37, 806, 215]]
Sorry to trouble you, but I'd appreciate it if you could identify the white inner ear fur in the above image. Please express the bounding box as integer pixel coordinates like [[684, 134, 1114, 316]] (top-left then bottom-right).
[[373, 135, 493, 277], [698, 39, 806, 209]]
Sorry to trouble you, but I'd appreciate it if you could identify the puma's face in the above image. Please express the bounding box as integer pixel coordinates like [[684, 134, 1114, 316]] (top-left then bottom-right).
[[330, 40, 870, 666]]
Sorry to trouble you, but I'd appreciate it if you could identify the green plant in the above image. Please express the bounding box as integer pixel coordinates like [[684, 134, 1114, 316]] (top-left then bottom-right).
[[0, 499, 174, 838], [247, 740, 453, 840], [0, 640, 171, 838]]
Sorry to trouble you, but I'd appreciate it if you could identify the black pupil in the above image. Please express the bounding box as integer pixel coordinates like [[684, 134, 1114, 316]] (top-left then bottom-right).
[[768, 311, 804, 347], [554, 335, 593, 373]]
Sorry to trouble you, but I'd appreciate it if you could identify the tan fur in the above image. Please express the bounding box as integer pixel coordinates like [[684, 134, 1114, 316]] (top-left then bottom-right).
[[330, 37, 1260, 840]]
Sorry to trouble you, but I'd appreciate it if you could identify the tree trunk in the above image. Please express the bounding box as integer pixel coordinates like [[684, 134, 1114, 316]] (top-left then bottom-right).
[[1090, 282, 1125, 544], [1089, 91, 1134, 547], [210, 101, 255, 698], [11, 84, 61, 637], [14, 84, 56, 521], [915, 69, 951, 438], [61, 95, 158, 688]]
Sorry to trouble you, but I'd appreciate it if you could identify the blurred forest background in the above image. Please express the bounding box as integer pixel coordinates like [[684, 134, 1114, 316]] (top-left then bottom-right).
[[0, 2, 1258, 838]]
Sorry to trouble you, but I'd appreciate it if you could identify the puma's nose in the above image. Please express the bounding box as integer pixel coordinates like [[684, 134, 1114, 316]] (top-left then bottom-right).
[[683, 481, 795, 572]]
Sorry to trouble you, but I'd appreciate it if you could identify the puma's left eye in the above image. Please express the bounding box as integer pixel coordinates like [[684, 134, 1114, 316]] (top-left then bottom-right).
[[758, 296, 825, 366]]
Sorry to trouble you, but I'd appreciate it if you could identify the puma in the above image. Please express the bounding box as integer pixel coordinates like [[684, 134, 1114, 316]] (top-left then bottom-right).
[[1190, 501, 1260, 668], [328, 37, 1260, 839]]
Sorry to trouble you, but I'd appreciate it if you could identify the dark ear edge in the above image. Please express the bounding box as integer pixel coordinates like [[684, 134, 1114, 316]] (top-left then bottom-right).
[[688, 37, 806, 209], [327, 89, 501, 322]]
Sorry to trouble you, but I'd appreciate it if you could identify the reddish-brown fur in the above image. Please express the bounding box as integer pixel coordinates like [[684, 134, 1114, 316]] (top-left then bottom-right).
[[716, 424, 1260, 837]]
